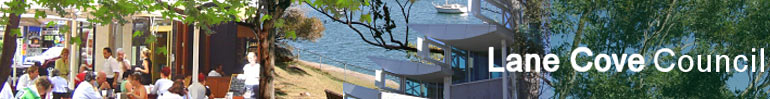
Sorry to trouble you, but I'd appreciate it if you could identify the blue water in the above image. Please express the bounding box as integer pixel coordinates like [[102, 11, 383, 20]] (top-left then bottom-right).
[[288, 0, 498, 75]]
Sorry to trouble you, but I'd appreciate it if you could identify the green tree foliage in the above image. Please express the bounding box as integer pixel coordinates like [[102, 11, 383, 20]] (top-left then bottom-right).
[[548, 0, 770, 98], [279, 7, 325, 42], [274, 7, 326, 64]]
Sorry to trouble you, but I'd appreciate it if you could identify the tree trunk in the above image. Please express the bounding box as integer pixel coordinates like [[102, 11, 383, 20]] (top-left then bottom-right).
[[257, 28, 275, 99], [258, 11, 278, 99], [0, 10, 21, 89]]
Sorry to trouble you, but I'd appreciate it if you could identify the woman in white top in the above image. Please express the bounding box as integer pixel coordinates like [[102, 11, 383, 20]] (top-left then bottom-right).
[[243, 52, 260, 84], [242, 52, 260, 98], [152, 67, 174, 96], [158, 81, 187, 99], [49, 70, 69, 99]]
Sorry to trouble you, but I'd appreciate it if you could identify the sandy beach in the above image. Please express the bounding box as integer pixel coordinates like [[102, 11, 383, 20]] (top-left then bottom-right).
[[274, 59, 398, 99]]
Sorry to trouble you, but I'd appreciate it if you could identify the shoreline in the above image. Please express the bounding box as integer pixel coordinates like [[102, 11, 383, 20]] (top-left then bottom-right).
[[294, 59, 400, 89], [295, 60, 377, 83]]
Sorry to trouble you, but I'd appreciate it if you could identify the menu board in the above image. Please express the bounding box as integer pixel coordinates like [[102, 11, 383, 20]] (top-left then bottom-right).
[[228, 74, 245, 96]]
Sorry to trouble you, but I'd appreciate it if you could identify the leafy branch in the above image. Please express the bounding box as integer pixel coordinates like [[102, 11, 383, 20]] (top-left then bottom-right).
[[304, 0, 437, 52]]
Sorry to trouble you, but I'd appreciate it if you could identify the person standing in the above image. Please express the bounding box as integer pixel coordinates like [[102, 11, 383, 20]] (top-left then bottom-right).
[[116, 48, 131, 84], [16, 77, 53, 99], [136, 48, 152, 85], [17, 65, 40, 91], [102, 47, 121, 89], [242, 52, 260, 98], [54, 48, 70, 79], [151, 67, 173, 96]]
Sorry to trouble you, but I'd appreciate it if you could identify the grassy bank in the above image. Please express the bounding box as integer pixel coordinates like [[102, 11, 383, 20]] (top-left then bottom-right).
[[274, 60, 398, 99]]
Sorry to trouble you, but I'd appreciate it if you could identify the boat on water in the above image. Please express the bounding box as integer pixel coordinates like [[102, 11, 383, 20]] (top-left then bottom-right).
[[433, 0, 467, 13]]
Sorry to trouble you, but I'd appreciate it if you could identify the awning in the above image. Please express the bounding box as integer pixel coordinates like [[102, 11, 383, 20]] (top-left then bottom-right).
[[408, 24, 514, 52], [343, 83, 380, 99], [236, 25, 256, 38], [15, 13, 90, 26], [368, 56, 452, 83], [152, 25, 173, 32], [19, 14, 69, 26]]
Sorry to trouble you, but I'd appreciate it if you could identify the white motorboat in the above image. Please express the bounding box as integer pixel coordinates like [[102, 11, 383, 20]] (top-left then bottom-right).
[[433, 0, 467, 13]]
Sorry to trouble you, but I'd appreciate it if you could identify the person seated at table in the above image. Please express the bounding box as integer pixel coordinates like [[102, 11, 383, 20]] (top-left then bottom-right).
[[189, 73, 213, 99], [125, 73, 147, 99], [171, 75, 188, 87], [74, 65, 90, 87], [1, 79, 14, 98], [17, 64, 40, 91], [208, 65, 224, 77], [158, 81, 187, 99], [151, 67, 173, 96], [120, 73, 132, 92], [72, 71, 103, 99], [16, 77, 53, 99], [49, 70, 70, 99], [96, 72, 112, 90]]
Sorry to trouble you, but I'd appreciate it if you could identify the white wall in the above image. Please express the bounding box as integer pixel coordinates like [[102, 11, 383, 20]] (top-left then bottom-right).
[[120, 23, 133, 64], [94, 24, 110, 72]]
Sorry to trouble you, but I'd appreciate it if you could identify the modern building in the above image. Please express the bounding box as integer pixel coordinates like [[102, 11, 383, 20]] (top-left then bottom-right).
[[343, 0, 544, 99]]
